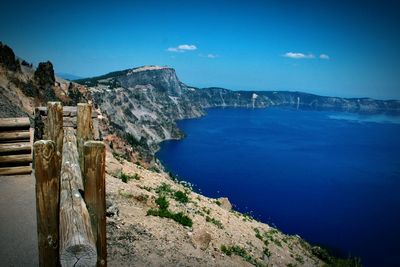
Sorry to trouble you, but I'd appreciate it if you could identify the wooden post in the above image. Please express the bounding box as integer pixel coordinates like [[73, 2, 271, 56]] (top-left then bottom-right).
[[59, 127, 97, 266], [46, 102, 63, 176], [83, 141, 106, 267], [34, 140, 59, 267], [77, 103, 93, 180]]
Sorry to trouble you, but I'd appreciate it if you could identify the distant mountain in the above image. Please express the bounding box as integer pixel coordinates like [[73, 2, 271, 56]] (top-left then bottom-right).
[[76, 65, 400, 155], [56, 72, 84, 81]]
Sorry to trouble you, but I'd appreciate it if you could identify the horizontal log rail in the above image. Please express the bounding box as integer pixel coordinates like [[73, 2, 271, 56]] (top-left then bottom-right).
[[0, 130, 30, 141], [0, 154, 32, 163], [0, 117, 30, 128], [0, 142, 31, 153], [0, 166, 32, 175], [0, 117, 32, 176], [36, 106, 98, 118]]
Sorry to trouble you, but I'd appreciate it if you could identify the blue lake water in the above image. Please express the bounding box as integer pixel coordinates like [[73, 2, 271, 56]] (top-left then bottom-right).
[[156, 107, 400, 267]]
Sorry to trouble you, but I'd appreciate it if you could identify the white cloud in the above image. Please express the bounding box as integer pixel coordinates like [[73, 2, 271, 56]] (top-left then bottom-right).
[[319, 54, 330, 60], [167, 44, 197, 52], [283, 52, 315, 59], [177, 44, 197, 51], [199, 53, 218, 59]]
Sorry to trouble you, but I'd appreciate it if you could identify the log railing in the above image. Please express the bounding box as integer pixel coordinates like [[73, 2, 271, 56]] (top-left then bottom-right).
[[0, 117, 32, 175], [34, 102, 106, 267]]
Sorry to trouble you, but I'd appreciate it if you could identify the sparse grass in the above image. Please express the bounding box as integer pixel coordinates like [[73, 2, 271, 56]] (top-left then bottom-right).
[[294, 254, 304, 264], [118, 190, 133, 198], [220, 245, 266, 267], [148, 166, 160, 173], [202, 207, 211, 215], [112, 151, 128, 163], [205, 215, 224, 229]]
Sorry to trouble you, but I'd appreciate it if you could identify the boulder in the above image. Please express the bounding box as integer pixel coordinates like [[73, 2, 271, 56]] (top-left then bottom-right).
[[217, 197, 232, 211], [191, 228, 211, 250]]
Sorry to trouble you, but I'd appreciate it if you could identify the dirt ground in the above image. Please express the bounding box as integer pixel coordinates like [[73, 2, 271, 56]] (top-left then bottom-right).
[[0, 174, 38, 266]]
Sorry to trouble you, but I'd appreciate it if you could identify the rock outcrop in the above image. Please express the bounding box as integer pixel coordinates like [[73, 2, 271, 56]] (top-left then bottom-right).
[[0, 42, 20, 72]]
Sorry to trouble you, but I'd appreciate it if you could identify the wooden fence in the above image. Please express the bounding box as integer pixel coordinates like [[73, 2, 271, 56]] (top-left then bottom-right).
[[34, 102, 106, 267], [0, 117, 32, 175]]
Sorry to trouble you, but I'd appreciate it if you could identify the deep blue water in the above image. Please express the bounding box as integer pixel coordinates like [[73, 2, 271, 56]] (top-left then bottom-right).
[[156, 107, 400, 267]]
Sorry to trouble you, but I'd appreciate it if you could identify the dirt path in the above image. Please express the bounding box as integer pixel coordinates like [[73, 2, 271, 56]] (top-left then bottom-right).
[[0, 174, 38, 266]]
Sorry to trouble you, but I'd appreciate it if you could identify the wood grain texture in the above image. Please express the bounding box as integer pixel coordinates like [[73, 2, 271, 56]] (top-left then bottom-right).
[[0, 130, 30, 141], [76, 103, 93, 179], [59, 127, 97, 267], [34, 140, 59, 266], [0, 142, 31, 153], [0, 165, 32, 175], [83, 141, 106, 267], [0, 117, 30, 128], [46, 102, 63, 176], [0, 154, 32, 163]]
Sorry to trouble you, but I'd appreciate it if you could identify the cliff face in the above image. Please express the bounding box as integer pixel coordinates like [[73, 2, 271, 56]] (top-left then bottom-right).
[[78, 65, 400, 155]]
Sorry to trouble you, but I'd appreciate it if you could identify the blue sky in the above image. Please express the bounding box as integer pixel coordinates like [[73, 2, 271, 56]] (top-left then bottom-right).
[[1, 0, 399, 99]]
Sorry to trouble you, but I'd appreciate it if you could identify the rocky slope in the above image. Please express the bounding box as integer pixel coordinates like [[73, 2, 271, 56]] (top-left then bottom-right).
[[78, 65, 400, 160], [0, 42, 89, 118], [104, 151, 359, 267]]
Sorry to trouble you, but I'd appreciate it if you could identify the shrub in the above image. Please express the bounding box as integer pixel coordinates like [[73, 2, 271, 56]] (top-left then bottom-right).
[[173, 191, 189, 203], [147, 196, 193, 227], [155, 196, 169, 210], [155, 183, 174, 195], [220, 245, 265, 267]]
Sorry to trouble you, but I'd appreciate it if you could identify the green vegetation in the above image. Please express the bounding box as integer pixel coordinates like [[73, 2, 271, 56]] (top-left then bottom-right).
[[118, 190, 133, 198], [126, 133, 140, 148], [205, 215, 224, 229], [215, 200, 221, 206], [120, 172, 140, 183], [173, 190, 189, 203], [147, 196, 193, 227], [149, 166, 161, 173], [220, 245, 266, 267], [155, 183, 174, 195]]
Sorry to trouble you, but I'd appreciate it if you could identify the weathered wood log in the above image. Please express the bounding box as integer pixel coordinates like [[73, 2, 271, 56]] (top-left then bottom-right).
[[60, 127, 97, 266], [0, 154, 32, 163], [0, 117, 30, 129], [0, 166, 32, 175], [0, 130, 30, 141], [83, 141, 106, 267], [77, 103, 93, 178], [46, 102, 63, 176], [34, 140, 59, 266], [0, 142, 31, 153], [36, 106, 98, 118]]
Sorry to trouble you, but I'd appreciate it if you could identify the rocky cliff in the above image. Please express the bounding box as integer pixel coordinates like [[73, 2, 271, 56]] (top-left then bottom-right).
[[77, 65, 400, 159], [0, 44, 89, 118]]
